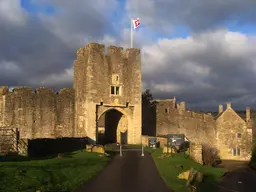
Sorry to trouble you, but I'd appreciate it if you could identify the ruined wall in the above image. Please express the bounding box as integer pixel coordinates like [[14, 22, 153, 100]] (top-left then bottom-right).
[[216, 104, 252, 160], [74, 43, 142, 144], [155, 100, 216, 146], [0, 86, 75, 139]]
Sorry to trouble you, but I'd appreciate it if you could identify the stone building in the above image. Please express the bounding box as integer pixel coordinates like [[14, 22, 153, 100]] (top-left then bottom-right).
[[146, 98, 253, 161], [0, 43, 142, 154], [0, 42, 253, 161]]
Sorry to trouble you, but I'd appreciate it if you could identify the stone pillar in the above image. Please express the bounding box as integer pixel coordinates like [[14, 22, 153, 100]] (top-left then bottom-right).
[[218, 104, 223, 113], [246, 107, 250, 122], [180, 101, 186, 111], [189, 143, 203, 164], [226, 102, 231, 109]]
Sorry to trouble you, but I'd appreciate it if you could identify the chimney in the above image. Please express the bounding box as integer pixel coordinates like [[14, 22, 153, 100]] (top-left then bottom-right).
[[218, 105, 223, 113], [226, 102, 231, 109], [180, 101, 186, 111], [246, 107, 250, 122]]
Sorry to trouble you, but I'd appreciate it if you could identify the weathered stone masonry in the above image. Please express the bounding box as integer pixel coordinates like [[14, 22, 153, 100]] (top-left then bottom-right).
[[0, 87, 75, 139], [151, 99, 253, 161], [73, 43, 142, 144], [155, 98, 216, 146]]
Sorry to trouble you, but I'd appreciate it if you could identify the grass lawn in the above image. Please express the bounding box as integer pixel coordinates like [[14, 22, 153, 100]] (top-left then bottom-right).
[[147, 148, 227, 192], [0, 151, 109, 192]]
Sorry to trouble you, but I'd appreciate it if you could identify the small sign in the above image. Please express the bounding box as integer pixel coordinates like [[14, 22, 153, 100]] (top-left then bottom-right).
[[148, 138, 157, 148], [167, 134, 185, 146]]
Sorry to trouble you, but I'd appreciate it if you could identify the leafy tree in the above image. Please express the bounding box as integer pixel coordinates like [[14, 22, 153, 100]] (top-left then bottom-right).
[[142, 89, 156, 136], [142, 89, 156, 108]]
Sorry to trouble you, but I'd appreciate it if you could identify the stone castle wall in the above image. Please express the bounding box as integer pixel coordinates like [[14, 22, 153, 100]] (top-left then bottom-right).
[[0, 86, 75, 139], [155, 100, 216, 146]]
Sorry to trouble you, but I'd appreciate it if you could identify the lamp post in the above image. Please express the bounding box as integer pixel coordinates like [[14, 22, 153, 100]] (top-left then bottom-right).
[[120, 142, 122, 156], [141, 135, 144, 156]]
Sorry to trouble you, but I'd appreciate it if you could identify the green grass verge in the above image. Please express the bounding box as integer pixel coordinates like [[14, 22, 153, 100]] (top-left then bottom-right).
[[0, 151, 109, 192], [147, 148, 227, 192]]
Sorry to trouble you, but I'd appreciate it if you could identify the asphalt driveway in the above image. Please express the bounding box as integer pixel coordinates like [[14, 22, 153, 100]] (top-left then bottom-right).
[[74, 148, 172, 192], [215, 161, 256, 192]]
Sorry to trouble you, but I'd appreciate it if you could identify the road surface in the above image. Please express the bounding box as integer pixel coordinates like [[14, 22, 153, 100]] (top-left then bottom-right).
[[75, 148, 173, 192]]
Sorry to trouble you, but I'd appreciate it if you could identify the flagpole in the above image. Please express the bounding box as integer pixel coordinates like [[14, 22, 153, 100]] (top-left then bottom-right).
[[130, 18, 133, 48]]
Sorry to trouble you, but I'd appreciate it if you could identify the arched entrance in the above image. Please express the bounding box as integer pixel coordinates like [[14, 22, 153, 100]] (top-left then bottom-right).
[[97, 109, 128, 145]]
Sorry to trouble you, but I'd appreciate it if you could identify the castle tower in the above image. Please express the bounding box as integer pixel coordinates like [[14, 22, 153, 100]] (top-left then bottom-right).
[[73, 43, 142, 144]]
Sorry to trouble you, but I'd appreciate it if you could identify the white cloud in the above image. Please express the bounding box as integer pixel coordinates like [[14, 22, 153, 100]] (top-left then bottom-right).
[[36, 67, 73, 87], [125, 0, 256, 32], [0, 0, 27, 25], [140, 29, 256, 109], [153, 83, 184, 93], [0, 61, 21, 73]]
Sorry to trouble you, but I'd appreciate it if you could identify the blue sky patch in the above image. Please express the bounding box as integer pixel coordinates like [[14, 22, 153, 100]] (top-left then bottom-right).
[[21, 0, 55, 15]]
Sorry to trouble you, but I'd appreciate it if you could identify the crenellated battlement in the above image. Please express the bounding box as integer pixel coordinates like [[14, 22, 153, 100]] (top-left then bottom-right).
[[0, 86, 74, 96], [0, 86, 9, 95], [76, 43, 140, 61], [0, 86, 75, 139], [156, 98, 215, 120], [35, 87, 54, 94]]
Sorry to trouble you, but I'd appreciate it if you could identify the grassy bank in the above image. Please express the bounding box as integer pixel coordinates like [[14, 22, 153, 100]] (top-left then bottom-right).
[[148, 148, 226, 192], [0, 151, 109, 192]]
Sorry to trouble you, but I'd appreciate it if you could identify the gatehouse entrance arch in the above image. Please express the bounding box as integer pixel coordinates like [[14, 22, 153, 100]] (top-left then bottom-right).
[[96, 106, 132, 145]]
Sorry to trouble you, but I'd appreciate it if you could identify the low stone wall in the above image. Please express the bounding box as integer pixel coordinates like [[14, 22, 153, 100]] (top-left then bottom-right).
[[189, 142, 203, 164]]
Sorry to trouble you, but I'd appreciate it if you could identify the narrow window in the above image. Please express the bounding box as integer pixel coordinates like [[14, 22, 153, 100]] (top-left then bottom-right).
[[237, 148, 241, 156], [116, 75, 119, 81], [116, 86, 120, 95], [233, 148, 236, 156], [165, 108, 169, 113], [111, 86, 115, 95], [237, 133, 242, 138], [110, 86, 121, 95]]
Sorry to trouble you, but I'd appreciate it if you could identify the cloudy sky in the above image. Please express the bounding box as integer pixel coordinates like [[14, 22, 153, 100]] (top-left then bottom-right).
[[1, 0, 256, 111]]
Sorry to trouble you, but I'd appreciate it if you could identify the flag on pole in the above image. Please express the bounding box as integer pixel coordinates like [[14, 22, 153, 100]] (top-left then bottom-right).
[[132, 18, 141, 29], [130, 18, 140, 48]]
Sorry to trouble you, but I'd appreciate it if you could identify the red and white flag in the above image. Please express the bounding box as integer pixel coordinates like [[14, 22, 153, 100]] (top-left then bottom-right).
[[132, 18, 140, 29]]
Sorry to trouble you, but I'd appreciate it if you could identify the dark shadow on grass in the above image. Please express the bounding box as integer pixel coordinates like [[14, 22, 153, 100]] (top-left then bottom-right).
[[0, 151, 78, 162], [196, 175, 219, 192], [197, 160, 251, 192], [1, 137, 90, 162], [27, 137, 88, 157]]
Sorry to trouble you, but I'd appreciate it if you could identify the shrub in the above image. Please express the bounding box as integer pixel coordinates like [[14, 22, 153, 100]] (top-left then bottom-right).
[[250, 143, 256, 168], [202, 145, 220, 166]]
